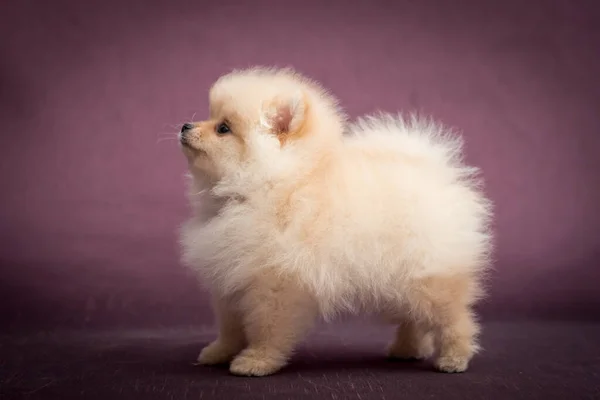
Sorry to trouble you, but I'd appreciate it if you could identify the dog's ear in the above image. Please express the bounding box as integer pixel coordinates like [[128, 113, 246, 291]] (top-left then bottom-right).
[[262, 91, 307, 140]]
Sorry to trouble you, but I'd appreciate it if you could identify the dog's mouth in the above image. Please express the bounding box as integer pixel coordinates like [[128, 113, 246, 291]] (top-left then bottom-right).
[[179, 136, 197, 151], [179, 134, 191, 147], [180, 138, 207, 156]]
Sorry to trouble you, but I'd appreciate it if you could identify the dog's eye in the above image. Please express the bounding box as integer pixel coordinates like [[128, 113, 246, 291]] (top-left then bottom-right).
[[216, 122, 231, 135]]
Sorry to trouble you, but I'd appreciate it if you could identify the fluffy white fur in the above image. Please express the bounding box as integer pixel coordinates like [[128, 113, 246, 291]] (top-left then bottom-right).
[[178, 67, 493, 376]]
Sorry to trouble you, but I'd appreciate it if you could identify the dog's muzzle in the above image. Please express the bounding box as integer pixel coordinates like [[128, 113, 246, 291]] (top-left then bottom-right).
[[180, 123, 194, 145]]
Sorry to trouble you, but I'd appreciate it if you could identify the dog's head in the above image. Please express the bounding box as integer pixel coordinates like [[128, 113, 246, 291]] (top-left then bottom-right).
[[179, 67, 344, 186]]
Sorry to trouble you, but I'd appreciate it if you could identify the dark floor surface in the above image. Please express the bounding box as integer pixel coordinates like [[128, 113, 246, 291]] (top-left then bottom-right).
[[1, 321, 599, 400]]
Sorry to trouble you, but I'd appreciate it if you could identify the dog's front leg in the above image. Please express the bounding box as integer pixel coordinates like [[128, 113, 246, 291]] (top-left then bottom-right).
[[229, 270, 318, 377], [197, 293, 246, 365]]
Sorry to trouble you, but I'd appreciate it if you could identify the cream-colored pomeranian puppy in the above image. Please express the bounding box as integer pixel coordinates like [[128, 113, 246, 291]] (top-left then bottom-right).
[[179, 67, 493, 377]]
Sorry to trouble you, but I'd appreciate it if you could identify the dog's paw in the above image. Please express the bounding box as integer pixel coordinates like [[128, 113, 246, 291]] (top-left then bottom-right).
[[229, 349, 286, 377], [195, 341, 241, 366], [434, 355, 469, 373]]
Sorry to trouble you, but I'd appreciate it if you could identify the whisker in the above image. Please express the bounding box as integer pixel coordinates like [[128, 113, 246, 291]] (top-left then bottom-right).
[[156, 136, 179, 144], [156, 132, 179, 138], [161, 122, 185, 130], [160, 111, 199, 140]]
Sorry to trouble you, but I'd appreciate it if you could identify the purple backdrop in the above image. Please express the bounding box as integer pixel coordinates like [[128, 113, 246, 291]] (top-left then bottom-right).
[[1, 0, 599, 331]]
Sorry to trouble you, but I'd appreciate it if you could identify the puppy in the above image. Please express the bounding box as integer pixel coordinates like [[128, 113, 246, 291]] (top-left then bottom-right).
[[179, 67, 493, 377]]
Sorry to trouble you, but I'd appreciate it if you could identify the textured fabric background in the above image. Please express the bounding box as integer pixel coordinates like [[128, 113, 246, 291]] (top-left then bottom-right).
[[1, 0, 599, 331]]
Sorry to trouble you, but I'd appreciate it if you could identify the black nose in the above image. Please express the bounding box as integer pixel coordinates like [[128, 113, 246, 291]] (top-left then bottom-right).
[[181, 123, 194, 133]]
